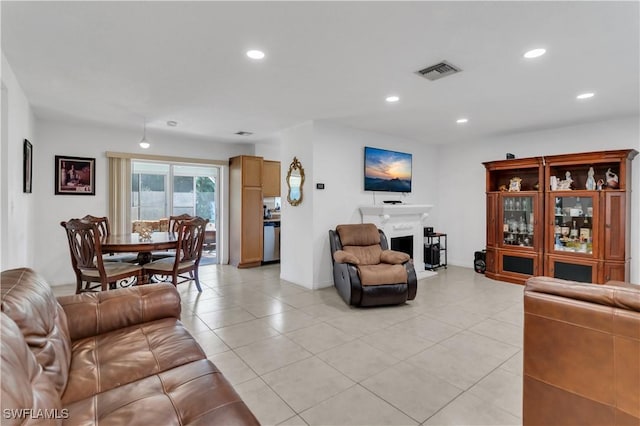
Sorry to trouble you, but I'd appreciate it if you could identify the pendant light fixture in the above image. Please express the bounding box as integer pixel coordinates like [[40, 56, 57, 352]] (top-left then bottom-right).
[[139, 119, 150, 149]]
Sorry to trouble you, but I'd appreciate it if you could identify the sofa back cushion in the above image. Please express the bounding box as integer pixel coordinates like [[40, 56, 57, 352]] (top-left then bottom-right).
[[1, 268, 71, 398], [1, 312, 62, 424], [337, 224, 383, 266], [336, 223, 380, 246]]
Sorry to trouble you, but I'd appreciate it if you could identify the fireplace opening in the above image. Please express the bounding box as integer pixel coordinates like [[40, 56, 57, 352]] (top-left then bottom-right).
[[390, 235, 413, 258]]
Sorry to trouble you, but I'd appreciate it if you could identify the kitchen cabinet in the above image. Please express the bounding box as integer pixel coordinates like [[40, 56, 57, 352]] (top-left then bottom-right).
[[263, 160, 281, 197], [229, 155, 263, 268]]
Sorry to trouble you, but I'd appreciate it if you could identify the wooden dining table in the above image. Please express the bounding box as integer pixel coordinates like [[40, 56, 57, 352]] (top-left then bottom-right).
[[102, 232, 178, 265]]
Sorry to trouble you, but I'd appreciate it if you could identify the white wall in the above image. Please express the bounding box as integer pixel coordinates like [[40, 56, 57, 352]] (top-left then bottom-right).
[[437, 116, 640, 282], [33, 118, 253, 285], [254, 139, 282, 162], [279, 122, 315, 287], [0, 54, 36, 271], [278, 121, 438, 289]]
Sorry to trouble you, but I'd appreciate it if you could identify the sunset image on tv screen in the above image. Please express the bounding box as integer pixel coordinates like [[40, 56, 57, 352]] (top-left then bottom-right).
[[364, 147, 412, 192]]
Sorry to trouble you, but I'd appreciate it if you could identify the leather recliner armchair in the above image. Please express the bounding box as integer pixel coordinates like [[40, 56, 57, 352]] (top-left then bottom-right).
[[329, 223, 417, 307]]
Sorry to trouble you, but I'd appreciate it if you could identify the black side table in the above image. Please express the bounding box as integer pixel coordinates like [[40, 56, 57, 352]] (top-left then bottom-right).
[[424, 232, 447, 270]]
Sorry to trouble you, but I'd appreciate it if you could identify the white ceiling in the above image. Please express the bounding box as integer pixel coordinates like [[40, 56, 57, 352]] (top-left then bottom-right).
[[2, 1, 639, 145]]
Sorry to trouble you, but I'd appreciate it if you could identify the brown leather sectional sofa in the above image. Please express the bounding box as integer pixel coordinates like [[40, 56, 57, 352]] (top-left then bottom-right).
[[1, 268, 259, 425], [523, 276, 640, 425]]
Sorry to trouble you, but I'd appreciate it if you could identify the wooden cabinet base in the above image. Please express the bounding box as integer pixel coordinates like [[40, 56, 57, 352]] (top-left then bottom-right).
[[486, 249, 542, 285], [485, 272, 526, 285], [235, 261, 262, 269]]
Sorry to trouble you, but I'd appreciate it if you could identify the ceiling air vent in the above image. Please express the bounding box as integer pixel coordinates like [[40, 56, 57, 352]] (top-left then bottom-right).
[[416, 61, 462, 81], [234, 131, 253, 136]]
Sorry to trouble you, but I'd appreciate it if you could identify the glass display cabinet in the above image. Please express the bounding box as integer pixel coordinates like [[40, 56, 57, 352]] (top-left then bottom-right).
[[544, 150, 636, 283], [550, 195, 595, 254], [485, 149, 636, 285], [484, 157, 544, 284], [502, 195, 535, 248]]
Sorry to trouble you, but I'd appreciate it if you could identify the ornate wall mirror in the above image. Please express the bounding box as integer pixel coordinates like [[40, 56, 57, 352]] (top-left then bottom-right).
[[286, 157, 305, 206]]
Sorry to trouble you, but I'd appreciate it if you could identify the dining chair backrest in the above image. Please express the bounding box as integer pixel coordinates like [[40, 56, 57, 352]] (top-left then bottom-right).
[[61, 219, 105, 274], [81, 214, 111, 238], [169, 214, 194, 233], [175, 217, 208, 264]]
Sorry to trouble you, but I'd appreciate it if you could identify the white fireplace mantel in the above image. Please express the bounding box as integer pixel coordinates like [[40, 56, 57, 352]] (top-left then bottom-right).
[[359, 204, 433, 223], [359, 204, 435, 278]]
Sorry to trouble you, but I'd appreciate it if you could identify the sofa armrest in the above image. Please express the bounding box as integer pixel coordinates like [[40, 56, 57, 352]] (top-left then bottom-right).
[[57, 283, 181, 341], [333, 250, 360, 265], [380, 250, 411, 265]]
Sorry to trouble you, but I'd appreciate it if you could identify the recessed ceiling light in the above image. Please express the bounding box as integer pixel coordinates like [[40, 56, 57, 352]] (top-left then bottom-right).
[[385, 96, 400, 103], [576, 92, 595, 100], [166, 120, 178, 127], [246, 50, 265, 60], [523, 48, 546, 59], [456, 118, 469, 124]]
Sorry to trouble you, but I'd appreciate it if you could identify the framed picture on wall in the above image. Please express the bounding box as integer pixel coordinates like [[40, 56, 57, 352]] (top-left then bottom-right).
[[23, 139, 33, 193], [55, 155, 95, 195]]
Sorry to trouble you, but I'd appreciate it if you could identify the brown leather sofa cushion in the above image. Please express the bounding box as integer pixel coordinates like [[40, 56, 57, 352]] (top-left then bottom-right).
[[62, 317, 206, 405], [57, 283, 181, 341], [1, 268, 72, 398], [0, 312, 63, 426], [65, 359, 257, 425], [525, 275, 640, 311], [524, 276, 640, 425]]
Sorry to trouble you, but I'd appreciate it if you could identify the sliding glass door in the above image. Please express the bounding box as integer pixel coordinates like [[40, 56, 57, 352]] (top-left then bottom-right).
[[132, 161, 219, 261]]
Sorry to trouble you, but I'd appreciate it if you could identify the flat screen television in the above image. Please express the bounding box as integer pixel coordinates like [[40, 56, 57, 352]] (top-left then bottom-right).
[[364, 146, 412, 192]]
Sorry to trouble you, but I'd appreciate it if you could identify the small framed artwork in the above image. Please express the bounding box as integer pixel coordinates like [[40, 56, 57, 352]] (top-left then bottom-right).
[[508, 177, 522, 192], [55, 155, 95, 195], [23, 139, 33, 193]]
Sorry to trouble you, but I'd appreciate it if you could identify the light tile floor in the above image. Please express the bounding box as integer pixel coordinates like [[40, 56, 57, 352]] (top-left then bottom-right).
[[54, 264, 524, 425]]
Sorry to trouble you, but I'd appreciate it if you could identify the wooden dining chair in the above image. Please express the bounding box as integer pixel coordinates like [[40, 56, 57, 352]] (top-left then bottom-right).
[[61, 219, 143, 293], [143, 217, 208, 292], [151, 213, 195, 260], [169, 214, 194, 232], [81, 214, 138, 263]]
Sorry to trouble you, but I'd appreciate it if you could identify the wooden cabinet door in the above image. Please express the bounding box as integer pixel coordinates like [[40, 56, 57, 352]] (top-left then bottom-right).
[[546, 255, 599, 283], [240, 186, 263, 266], [263, 161, 281, 197], [603, 191, 626, 261], [242, 156, 263, 188], [603, 262, 627, 282], [486, 193, 498, 248], [485, 249, 497, 275]]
